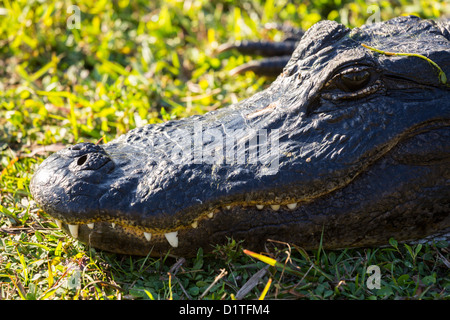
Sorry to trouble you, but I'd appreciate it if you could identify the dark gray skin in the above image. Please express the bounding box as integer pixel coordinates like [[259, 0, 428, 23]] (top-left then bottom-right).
[[30, 16, 450, 256], [217, 23, 302, 76]]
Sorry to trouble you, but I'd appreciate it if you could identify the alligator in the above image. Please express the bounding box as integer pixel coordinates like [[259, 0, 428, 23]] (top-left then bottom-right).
[[30, 16, 450, 256]]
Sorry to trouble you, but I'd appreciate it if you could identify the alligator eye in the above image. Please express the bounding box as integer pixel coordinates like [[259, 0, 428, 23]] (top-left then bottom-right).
[[340, 70, 370, 91], [322, 66, 382, 101], [324, 66, 373, 92]]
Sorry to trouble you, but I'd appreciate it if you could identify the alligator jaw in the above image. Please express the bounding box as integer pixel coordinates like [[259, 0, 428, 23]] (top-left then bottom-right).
[[53, 201, 303, 249]]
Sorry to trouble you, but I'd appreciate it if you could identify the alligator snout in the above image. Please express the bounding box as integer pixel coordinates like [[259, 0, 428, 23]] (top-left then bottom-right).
[[30, 142, 115, 225]]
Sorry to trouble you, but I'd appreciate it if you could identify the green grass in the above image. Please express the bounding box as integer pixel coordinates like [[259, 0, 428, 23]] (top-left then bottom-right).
[[0, 0, 449, 300]]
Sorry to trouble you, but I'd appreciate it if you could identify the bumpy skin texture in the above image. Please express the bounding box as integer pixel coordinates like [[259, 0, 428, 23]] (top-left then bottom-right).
[[31, 16, 450, 256]]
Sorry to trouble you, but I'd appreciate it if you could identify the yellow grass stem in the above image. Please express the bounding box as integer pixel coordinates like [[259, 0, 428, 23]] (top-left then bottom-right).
[[361, 43, 447, 84]]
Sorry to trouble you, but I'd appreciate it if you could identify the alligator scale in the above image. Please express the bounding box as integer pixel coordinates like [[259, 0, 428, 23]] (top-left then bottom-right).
[[31, 16, 450, 256]]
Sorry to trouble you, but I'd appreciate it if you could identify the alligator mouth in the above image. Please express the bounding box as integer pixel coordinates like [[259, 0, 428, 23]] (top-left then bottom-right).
[[47, 161, 368, 251], [55, 203, 306, 248], [48, 120, 450, 251], [55, 200, 306, 249]]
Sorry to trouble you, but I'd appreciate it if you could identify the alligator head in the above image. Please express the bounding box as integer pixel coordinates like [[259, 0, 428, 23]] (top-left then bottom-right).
[[31, 16, 450, 256]]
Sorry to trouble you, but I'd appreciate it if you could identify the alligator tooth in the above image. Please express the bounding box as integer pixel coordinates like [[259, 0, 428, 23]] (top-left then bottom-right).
[[256, 205, 264, 210], [111, 223, 116, 228], [287, 203, 297, 210], [68, 224, 79, 238], [164, 231, 178, 248], [87, 223, 94, 229], [270, 205, 280, 211], [55, 219, 62, 228], [207, 212, 214, 218], [144, 232, 152, 241], [226, 206, 231, 210], [191, 221, 198, 228]]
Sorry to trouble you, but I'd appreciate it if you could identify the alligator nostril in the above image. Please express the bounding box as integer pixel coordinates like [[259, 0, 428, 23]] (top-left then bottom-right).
[[77, 155, 88, 166]]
